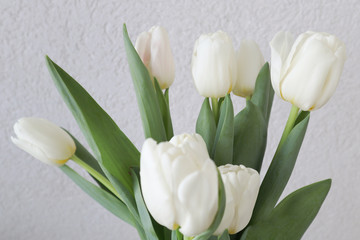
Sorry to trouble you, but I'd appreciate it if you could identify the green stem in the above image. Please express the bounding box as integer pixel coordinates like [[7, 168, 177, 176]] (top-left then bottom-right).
[[277, 105, 299, 150], [211, 97, 219, 124], [183, 236, 193, 240], [246, 95, 251, 101], [71, 155, 122, 201]]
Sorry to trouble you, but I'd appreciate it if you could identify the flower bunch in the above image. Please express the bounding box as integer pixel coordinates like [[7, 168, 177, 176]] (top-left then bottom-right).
[[12, 24, 345, 240]]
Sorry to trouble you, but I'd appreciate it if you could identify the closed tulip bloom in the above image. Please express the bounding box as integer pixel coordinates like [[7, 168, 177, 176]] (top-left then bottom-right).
[[270, 31, 346, 111], [233, 39, 265, 97], [140, 133, 218, 237], [214, 164, 260, 235], [135, 26, 175, 89], [192, 31, 237, 98], [11, 118, 76, 166]]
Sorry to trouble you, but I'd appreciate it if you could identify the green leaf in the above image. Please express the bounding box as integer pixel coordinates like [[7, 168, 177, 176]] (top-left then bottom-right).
[[251, 114, 310, 222], [218, 230, 230, 240], [60, 165, 135, 225], [131, 168, 160, 240], [46, 56, 140, 195], [250, 63, 274, 125], [243, 179, 331, 240], [196, 98, 216, 153], [233, 101, 267, 171], [64, 130, 109, 190], [154, 78, 174, 141], [212, 94, 234, 166], [123, 24, 167, 142], [193, 171, 226, 240]]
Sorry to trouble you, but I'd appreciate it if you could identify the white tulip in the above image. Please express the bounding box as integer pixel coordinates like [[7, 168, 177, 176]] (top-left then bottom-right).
[[214, 164, 260, 235], [140, 133, 218, 237], [233, 39, 265, 97], [270, 31, 346, 111], [192, 31, 237, 98], [135, 26, 175, 89], [11, 118, 76, 166]]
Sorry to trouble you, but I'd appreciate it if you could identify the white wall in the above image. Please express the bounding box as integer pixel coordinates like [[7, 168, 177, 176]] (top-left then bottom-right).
[[1, 0, 359, 239]]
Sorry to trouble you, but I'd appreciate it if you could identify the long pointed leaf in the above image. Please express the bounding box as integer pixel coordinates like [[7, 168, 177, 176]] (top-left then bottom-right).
[[60, 165, 134, 225], [251, 114, 310, 222], [154, 78, 174, 141], [123, 24, 167, 142], [196, 98, 216, 153], [233, 101, 267, 171], [250, 63, 274, 125], [131, 168, 160, 240], [46, 56, 139, 195], [243, 179, 331, 240], [212, 94, 234, 166]]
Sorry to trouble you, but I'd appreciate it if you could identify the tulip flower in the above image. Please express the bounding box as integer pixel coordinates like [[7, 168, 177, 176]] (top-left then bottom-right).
[[135, 26, 175, 89], [11, 117, 76, 166], [233, 39, 265, 97], [140, 133, 218, 237], [214, 164, 260, 235], [270, 31, 346, 111], [192, 31, 237, 98]]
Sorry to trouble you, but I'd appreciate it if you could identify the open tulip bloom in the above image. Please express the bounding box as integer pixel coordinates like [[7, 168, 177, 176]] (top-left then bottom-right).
[[12, 25, 346, 240]]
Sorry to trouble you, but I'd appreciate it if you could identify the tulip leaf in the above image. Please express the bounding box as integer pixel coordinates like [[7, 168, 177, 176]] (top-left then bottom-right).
[[241, 179, 331, 240], [196, 98, 216, 153], [104, 170, 141, 224], [46, 56, 140, 195], [64, 130, 109, 191], [250, 63, 274, 125], [60, 165, 135, 226], [123, 24, 167, 142], [154, 78, 174, 141], [212, 94, 234, 166], [193, 171, 226, 240], [233, 100, 267, 171], [251, 114, 310, 222], [131, 168, 160, 240]]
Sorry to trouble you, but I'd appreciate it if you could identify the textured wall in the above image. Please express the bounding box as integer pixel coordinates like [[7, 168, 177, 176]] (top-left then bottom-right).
[[1, 0, 359, 239]]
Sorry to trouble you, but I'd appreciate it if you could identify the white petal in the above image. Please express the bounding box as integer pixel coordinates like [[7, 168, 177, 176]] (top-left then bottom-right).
[[233, 39, 265, 97], [269, 31, 294, 98], [281, 36, 337, 110], [135, 31, 152, 68], [149, 26, 175, 89]]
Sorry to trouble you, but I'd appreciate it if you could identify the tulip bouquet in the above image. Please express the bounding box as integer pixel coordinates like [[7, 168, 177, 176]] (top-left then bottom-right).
[[12, 24, 346, 240]]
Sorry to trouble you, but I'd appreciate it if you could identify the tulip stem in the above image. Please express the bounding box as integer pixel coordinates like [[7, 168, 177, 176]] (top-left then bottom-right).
[[71, 155, 122, 201], [211, 97, 220, 124], [277, 105, 300, 150], [184, 237, 193, 240]]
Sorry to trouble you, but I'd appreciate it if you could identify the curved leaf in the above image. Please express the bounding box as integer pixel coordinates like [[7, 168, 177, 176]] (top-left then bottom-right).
[[233, 101, 267, 171], [123, 24, 167, 142], [196, 98, 216, 153], [250, 63, 274, 125], [46, 56, 139, 194], [243, 179, 331, 240], [60, 165, 134, 225], [212, 94, 234, 166], [251, 114, 310, 222]]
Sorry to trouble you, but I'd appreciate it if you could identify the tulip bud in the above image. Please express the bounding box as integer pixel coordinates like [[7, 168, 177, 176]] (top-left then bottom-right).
[[192, 31, 237, 98], [270, 31, 346, 111], [232, 39, 265, 97], [140, 133, 218, 237], [11, 118, 76, 166], [214, 164, 260, 235], [135, 26, 175, 89]]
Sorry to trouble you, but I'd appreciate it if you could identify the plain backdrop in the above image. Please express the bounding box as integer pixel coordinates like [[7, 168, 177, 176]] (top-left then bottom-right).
[[1, 0, 359, 239]]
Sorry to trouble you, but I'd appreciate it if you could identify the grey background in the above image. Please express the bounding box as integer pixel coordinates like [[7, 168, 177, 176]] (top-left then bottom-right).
[[1, 0, 359, 239]]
